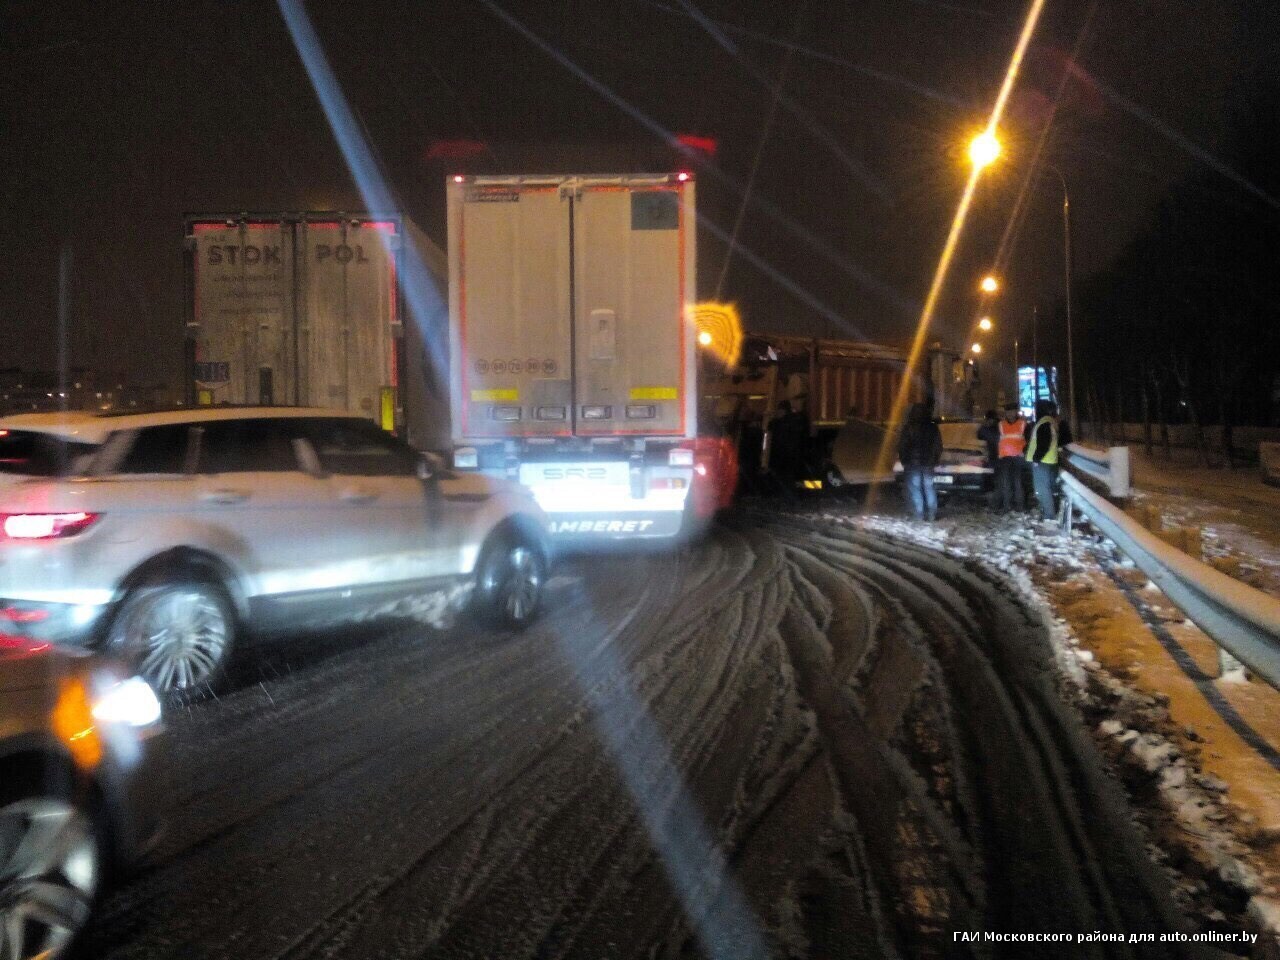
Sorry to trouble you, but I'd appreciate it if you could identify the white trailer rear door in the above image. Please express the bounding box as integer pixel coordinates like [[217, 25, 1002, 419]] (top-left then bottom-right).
[[452, 183, 573, 439], [572, 182, 690, 437]]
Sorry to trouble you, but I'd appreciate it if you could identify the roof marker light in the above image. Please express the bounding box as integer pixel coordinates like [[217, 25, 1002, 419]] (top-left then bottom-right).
[[676, 172, 691, 182]]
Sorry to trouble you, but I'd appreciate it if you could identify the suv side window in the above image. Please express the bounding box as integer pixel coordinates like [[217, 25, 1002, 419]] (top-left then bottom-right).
[[197, 419, 301, 474], [304, 418, 419, 477], [117, 424, 192, 475]]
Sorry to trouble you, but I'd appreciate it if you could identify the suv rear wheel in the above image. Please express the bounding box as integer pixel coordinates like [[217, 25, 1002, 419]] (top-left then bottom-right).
[[0, 771, 101, 960], [471, 534, 546, 629], [106, 579, 235, 695]]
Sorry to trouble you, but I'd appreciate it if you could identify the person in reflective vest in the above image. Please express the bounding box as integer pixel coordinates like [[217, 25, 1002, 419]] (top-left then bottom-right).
[[1024, 401, 1072, 521], [995, 404, 1026, 512]]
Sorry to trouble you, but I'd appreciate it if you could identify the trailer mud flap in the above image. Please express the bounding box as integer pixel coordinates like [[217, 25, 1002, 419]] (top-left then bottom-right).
[[546, 511, 684, 538]]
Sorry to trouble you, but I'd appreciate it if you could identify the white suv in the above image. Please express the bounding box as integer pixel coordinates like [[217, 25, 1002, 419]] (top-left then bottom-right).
[[0, 408, 550, 694]]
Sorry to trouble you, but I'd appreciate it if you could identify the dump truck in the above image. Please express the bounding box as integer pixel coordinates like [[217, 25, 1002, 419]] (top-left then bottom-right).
[[701, 334, 970, 490]]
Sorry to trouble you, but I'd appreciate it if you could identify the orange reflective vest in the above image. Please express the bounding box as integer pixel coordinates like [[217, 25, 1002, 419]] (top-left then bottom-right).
[[998, 418, 1026, 459]]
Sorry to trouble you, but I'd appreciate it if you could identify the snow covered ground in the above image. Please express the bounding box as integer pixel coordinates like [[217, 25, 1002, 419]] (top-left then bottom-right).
[[84, 511, 1223, 959], [807, 493, 1280, 950], [1129, 449, 1280, 596]]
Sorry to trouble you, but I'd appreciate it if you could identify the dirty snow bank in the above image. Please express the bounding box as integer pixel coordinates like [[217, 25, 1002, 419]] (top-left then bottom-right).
[[806, 503, 1280, 950]]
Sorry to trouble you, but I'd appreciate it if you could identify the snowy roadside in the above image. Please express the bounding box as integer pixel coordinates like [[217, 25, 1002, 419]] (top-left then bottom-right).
[[805, 499, 1280, 952], [1129, 449, 1280, 597]]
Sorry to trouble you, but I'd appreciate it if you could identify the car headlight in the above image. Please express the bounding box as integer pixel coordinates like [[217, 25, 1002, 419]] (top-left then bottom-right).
[[91, 676, 162, 728]]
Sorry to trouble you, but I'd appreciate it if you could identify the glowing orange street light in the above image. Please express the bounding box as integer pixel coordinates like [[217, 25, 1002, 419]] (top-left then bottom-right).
[[971, 342, 983, 354], [978, 316, 993, 332], [969, 130, 1002, 170], [980, 275, 999, 294], [697, 330, 713, 346]]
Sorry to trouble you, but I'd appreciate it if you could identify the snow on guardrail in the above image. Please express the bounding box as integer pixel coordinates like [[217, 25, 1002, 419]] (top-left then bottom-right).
[[1064, 443, 1130, 498], [1061, 470, 1280, 689]]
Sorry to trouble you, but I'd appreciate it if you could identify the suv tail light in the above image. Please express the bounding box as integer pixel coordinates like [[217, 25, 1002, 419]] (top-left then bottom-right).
[[1, 512, 101, 540]]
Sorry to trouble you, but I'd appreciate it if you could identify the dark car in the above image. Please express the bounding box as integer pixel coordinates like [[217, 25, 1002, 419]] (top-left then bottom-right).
[[0, 636, 162, 959]]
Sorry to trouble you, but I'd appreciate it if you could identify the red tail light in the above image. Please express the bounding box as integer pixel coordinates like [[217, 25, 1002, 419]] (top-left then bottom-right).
[[1, 606, 50, 623], [1, 512, 101, 540]]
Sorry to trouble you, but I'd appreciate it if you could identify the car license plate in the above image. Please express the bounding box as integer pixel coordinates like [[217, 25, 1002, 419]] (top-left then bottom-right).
[[934, 474, 954, 484]]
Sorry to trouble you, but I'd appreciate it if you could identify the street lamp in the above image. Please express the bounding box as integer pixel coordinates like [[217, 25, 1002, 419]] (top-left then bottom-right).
[[971, 342, 983, 354], [697, 330, 713, 347], [980, 275, 999, 294], [1041, 164, 1075, 436], [978, 316, 993, 332], [969, 131, 1002, 170]]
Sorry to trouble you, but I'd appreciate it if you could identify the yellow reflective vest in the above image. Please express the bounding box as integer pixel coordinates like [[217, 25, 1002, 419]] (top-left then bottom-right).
[[1025, 416, 1059, 465]]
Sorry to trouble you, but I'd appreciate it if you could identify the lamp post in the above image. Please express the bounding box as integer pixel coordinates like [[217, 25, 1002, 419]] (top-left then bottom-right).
[[1044, 164, 1075, 437]]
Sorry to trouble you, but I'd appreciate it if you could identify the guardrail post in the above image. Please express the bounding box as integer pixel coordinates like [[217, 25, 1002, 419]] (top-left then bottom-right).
[[1138, 504, 1161, 532], [1107, 446, 1130, 498], [1219, 646, 1248, 680], [1181, 525, 1202, 560]]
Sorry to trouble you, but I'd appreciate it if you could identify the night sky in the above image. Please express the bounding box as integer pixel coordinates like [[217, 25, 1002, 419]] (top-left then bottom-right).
[[1, 0, 1270, 387]]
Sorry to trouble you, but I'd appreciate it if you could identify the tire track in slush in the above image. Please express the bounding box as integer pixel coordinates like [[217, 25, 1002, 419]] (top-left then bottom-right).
[[753, 512, 1214, 959], [87, 514, 1214, 959]]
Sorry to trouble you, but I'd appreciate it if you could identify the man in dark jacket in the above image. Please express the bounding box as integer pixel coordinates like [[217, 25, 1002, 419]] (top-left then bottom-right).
[[898, 401, 943, 520], [977, 409, 1000, 468], [767, 400, 808, 490]]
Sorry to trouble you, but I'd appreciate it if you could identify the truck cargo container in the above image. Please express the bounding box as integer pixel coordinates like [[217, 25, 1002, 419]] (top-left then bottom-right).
[[184, 213, 444, 431], [446, 173, 697, 540]]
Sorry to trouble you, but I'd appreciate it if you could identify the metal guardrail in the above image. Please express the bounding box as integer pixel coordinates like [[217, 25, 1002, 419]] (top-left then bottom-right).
[[1064, 443, 1130, 498], [1061, 470, 1280, 689]]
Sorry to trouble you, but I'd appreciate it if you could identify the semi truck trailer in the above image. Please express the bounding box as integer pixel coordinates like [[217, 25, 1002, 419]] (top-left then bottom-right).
[[445, 173, 699, 540], [187, 214, 404, 424], [186, 173, 700, 543]]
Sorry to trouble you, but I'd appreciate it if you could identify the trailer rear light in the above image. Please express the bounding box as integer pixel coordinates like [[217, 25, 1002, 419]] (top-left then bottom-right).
[[452, 175, 466, 183], [491, 406, 522, 422], [534, 406, 567, 421], [2, 512, 101, 540], [625, 404, 656, 420], [676, 172, 691, 182], [668, 448, 694, 467], [694, 463, 708, 476], [453, 447, 478, 470], [582, 406, 612, 420]]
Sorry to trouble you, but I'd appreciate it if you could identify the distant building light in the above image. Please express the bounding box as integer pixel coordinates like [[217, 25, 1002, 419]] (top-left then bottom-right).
[[74, 382, 82, 389]]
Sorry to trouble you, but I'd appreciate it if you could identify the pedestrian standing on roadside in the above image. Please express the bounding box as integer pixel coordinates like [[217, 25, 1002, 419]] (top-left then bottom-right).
[[767, 400, 806, 492], [898, 401, 943, 521], [1025, 400, 1063, 522], [977, 409, 1000, 469], [995, 403, 1026, 512]]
